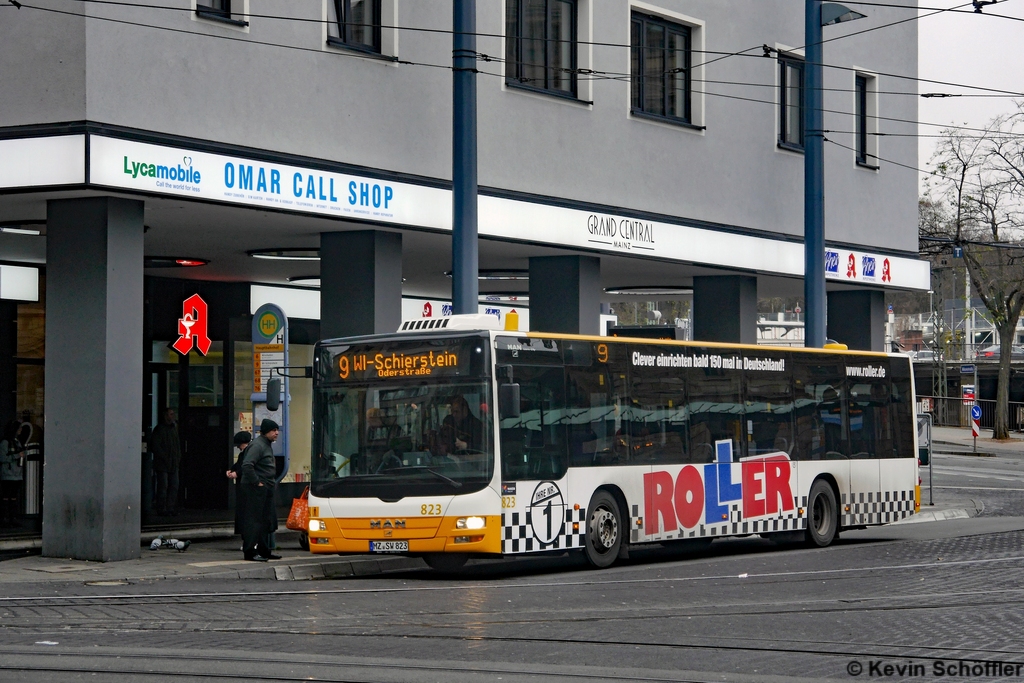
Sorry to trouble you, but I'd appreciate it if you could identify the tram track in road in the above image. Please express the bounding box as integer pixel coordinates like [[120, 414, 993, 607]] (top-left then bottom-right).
[[3, 548, 1024, 608], [0, 647, 727, 683], [1, 620, 1022, 679], [3, 583, 1024, 628]]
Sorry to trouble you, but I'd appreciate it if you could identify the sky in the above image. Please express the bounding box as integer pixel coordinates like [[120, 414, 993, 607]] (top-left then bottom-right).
[[917, 1, 1024, 177]]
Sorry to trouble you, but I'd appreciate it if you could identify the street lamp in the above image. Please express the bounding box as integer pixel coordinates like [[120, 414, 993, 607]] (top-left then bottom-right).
[[804, 1, 866, 348]]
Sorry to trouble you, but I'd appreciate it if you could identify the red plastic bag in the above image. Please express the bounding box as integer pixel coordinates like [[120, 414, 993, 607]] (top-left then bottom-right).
[[286, 486, 310, 531]]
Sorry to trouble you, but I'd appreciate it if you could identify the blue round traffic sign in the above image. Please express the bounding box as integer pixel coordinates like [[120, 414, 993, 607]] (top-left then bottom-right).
[[971, 405, 982, 421]]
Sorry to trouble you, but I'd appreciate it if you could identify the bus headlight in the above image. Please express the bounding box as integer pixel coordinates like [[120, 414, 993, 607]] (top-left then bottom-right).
[[309, 519, 327, 532], [456, 516, 485, 530]]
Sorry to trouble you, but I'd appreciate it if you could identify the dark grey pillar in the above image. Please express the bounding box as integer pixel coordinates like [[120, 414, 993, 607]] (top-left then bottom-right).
[[43, 198, 144, 561], [529, 256, 601, 335], [827, 289, 885, 351], [693, 275, 758, 344], [320, 231, 402, 339], [0, 301, 16, 424]]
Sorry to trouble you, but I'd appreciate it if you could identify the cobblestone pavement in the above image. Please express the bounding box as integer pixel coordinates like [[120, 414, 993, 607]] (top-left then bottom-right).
[[1, 518, 1024, 682]]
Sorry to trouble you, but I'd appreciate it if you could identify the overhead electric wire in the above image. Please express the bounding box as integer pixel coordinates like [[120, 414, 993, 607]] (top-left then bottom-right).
[[26, 0, 1024, 99], [13, 0, 1024, 151]]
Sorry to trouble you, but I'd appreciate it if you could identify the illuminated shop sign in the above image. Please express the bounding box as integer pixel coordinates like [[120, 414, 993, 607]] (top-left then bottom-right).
[[84, 135, 930, 290], [172, 294, 212, 356]]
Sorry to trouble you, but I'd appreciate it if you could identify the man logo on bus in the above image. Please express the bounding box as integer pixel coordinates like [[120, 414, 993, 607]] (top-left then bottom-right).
[[824, 250, 839, 274], [172, 294, 212, 356], [643, 441, 795, 534]]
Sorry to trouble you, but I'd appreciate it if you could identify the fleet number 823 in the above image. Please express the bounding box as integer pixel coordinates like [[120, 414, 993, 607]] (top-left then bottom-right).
[[421, 504, 442, 516]]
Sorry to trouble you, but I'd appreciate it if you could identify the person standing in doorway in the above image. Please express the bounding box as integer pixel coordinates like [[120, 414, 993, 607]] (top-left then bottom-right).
[[151, 408, 182, 516], [0, 420, 24, 527], [239, 419, 281, 561]]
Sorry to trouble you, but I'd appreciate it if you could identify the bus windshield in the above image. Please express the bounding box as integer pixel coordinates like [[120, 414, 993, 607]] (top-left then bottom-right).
[[312, 380, 494, 499]]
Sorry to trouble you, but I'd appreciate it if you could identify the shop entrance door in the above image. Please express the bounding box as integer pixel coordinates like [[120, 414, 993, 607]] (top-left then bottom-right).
[[149, 342, 230, 512], [181, 407, 228, 510]]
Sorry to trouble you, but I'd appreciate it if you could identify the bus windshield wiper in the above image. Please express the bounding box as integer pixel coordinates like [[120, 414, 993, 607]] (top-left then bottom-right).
[[385, 465, 462, 488]]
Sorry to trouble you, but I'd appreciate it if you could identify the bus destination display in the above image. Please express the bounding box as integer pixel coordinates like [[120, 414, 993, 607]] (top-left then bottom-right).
[[325, 339, 484, 382]]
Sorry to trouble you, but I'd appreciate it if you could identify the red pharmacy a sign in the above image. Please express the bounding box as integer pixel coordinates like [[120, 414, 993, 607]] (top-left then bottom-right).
[[172, 293, 212, 356]]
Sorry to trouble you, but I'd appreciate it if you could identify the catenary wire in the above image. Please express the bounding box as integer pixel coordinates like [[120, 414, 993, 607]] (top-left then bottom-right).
[[17, 0, 1024, 98], [16, 0, 1020, 142]]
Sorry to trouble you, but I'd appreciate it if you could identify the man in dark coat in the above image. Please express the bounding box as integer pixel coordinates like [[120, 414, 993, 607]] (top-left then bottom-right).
[[239, 419, 281, 561], [151, 408, 182, 515]]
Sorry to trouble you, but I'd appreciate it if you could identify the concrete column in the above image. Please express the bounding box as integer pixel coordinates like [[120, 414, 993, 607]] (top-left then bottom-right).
[[0, 301, 16, 424], [529, 256, 601, 335], [320, 231, 402, 339], [827, 289, 884, 351], [693, 275, 758, 344], [43, 198, 144, 561]]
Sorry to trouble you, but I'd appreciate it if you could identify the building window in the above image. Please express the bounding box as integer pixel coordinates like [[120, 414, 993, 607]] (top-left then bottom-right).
[[855, 73, 878, 167], [331, 0, 382, 53], [778, 56, 804, 151], [630, 13, 691, 124], [196, 0, 230, 19], [505, 0, 577, 97]]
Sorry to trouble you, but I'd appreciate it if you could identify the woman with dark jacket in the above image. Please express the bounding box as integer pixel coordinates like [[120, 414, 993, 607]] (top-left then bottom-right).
[[227, 431, 252, 535]]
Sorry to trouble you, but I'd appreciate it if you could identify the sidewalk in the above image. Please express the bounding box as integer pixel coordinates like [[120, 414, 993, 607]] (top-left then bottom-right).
[[0, 531, 425, 584], [932, 425, 1024, 457]]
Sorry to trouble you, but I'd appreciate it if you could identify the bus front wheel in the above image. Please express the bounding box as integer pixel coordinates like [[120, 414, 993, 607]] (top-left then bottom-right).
[[806, 480, 838, 547], [584, 491, 622, 569]]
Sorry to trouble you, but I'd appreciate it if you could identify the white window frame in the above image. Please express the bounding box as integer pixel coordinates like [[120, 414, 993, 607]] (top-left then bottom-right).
[[853, 68, 879, 170], [627, 2, 705, 133], [191, 0, 250, 33], [322, 0, 398, 61]]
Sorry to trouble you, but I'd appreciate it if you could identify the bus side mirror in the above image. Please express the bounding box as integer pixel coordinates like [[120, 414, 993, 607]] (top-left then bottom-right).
[[918, 447, 930, 467], [266, 376, 282, 412], [499, 383, 520, 420]]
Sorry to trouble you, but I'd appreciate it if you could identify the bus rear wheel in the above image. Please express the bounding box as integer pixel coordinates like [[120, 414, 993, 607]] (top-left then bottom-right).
[[584, 491, 622, 569], [806, 480, 838, 547], [423, 553, 468, 573]]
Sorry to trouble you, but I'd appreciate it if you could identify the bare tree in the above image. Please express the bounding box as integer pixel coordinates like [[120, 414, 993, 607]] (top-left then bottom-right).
[[928, 112, 1024, 439]]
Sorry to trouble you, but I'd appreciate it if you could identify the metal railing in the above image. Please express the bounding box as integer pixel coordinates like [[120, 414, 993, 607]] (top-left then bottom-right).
[[917, 395, 1024, 431]]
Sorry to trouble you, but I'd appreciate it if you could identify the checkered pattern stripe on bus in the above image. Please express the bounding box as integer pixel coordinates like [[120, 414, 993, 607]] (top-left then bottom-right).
[[650, 498, 807, 542], [501, 508, 587, 554], [841, 490, 916, 526]]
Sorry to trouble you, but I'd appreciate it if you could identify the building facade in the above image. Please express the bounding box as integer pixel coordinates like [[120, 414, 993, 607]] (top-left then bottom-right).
[[0, 0, 926, 559]]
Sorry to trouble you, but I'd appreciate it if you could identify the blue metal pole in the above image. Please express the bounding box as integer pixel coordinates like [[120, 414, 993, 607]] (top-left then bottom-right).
[[804, 0, 826, 348], [452, 0, 478, 315]]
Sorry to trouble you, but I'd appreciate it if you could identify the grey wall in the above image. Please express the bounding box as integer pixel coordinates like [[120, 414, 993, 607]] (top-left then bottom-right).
[[1, 1, 918, 254], [43, 198, 143, 562], [827, 289, 885, 351]]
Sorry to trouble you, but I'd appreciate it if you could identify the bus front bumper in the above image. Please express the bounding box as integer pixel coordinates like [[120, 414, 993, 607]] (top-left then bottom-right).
[[307, 515, 503, 555]]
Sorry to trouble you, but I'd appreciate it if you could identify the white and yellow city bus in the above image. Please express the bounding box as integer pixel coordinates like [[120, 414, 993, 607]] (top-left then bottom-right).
[[307, 315, 918, 571]]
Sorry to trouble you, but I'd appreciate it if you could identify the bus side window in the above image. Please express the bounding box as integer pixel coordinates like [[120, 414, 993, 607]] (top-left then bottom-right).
[[686, 360, 742, 462], [500, 365, 568, 481], [847, 358, 893, 459], [565, 343, 629, 467], [629, 347, 687, 465], [890, 357, 915, 458], [744, 360, 794, 457], [792, 359, 847, 460]]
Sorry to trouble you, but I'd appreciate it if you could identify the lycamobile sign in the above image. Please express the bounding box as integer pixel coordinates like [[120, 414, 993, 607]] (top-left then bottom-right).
[[123, 155, 201, 184]]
